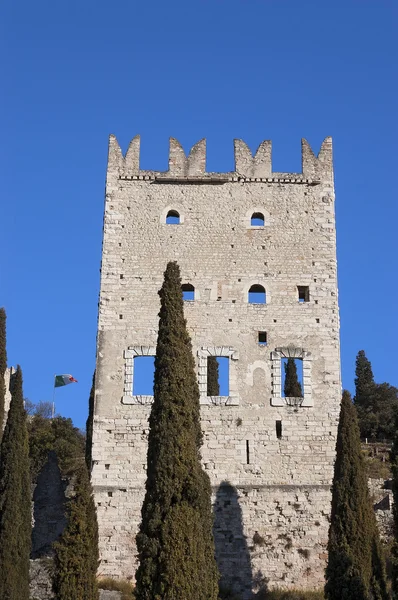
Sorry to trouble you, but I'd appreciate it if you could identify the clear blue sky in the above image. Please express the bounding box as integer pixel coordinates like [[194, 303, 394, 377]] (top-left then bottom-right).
[[1, 0, 397, 428]]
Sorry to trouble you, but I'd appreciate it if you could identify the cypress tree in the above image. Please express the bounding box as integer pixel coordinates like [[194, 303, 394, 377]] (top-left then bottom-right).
[[325, 390, 389, 600], [390, 420, 398, 597], [85, 371, 95, 470], [0, 308, 7, 436], [354, 350, 375, 403], [283, 357, 303, 397], [135, 261, 219, 600], [207, 357, 220, 396], [0, 366, 31, 600], [53, 465, 99, 600]]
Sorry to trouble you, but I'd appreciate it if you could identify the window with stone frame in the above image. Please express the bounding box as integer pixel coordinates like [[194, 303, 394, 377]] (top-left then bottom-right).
[[270, 347, 312, 407], [198, 347, 239, 406], [122, 346, 156, 405]]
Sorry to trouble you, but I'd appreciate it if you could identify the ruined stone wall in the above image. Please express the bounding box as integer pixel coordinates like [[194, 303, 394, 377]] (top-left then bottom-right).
[[3, 367, 14, 429], [92, 135, 341, 596]]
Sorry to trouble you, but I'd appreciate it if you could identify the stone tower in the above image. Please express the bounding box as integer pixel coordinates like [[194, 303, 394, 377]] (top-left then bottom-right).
[[92, 135, 341, 596]]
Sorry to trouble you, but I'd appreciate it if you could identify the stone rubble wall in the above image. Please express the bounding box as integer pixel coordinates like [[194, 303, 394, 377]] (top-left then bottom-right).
[[92, 135, 341, 596]]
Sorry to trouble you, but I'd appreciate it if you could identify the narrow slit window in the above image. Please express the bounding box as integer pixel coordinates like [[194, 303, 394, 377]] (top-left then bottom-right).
[[246, 440, 250, 464], [166, 210, 180, 224], [258, 331, 267, 345], [251, 212, 265, 226], [298, 286, 310, 303], [276, 420, 282, 439], [207, 356, 229, 396], [281, 357, 303, 398], [182, 283, 195, 301], [248, 285, 266, 304], [133, 356, 155, 395]]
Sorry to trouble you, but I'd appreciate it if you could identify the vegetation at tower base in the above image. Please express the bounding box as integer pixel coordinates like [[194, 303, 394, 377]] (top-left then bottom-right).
[[207, 356, 220, 396], [0, 366, 31, 600], [85, 371, 95, 470], [283, 357, 303, 398], [354, 350, 398, 440], [390, 420, 398, 597], [53, 464, 99, 600], [135, 261, 219, 600], [0, 308, 7, 436], [325, 390, 389, 600], [27, 412, 85, 482]]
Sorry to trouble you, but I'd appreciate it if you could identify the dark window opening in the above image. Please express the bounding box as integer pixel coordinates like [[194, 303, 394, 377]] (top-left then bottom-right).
[[251, 212, 265, 226], [248, 285, 266, 304], [298, 286, 310, 303], [281, 358, 303, 398], [166, 210, 180, 224], [276, 420, 282, 439], [133, 356, 155, 395], [207, 356, 229, 396], [246, 440, 250, 464], [258, 331, 267, 345], [182, 283, 195, 301]]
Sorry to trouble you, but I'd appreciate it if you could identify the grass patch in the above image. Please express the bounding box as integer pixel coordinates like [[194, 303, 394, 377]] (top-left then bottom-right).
[[98, 577, 135, 599]]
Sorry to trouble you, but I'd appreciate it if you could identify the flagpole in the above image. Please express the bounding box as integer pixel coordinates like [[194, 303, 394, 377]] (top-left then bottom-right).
[[52, 374, 56, 419]]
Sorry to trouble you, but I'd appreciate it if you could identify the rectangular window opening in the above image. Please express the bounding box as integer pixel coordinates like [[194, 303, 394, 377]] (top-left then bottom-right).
[[133, 356, 155, 395], [207, 356, 229, 396], [298, 286, 309, 303], [276, 420, 282, 439], [281, 358, 303, 398], [246, 440, 250, 464], [258, 331, 267, 345]]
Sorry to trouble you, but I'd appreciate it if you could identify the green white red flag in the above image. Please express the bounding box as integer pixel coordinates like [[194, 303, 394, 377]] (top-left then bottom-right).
[[54, 374, 78, 388]]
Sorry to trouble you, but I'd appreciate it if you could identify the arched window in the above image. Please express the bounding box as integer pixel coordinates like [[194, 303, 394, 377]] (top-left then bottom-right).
[[248, 284, 266, 304], [182, 283, 195, 301], [166, 210, 180, 224], [251, 212, 265, 226]]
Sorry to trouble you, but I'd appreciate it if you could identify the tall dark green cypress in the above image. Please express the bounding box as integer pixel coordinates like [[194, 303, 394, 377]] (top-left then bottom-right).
[[85, 371, 95, 470], [135, 261, 219, 600], [390, 421, 398, 597], [283, 357, 303, 397], [53, 465, 99, 600], [354, 350, 375, 404], [325, 390, 389, 600], [0, 366, 31, 600], [0, 308, 7, 436], [207, 357, 220, 396]]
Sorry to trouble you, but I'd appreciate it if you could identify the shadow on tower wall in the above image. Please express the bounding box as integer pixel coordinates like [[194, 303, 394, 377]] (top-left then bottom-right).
[[214, 481, 270, 600], [31, 450, 67, 558]]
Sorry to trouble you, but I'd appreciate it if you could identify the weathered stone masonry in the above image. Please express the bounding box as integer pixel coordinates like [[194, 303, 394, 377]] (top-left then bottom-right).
[[92, 134, 341, 596]]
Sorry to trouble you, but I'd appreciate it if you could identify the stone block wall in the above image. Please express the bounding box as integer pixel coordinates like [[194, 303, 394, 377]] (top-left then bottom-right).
[[92, 135, 341, 595]]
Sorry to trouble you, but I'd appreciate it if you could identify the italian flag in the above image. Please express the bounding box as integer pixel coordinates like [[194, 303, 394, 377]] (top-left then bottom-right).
[[54, 374, 78, 388]]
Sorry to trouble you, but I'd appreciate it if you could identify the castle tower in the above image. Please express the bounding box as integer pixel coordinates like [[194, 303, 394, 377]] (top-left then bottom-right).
[[92, 135, 341, 596]]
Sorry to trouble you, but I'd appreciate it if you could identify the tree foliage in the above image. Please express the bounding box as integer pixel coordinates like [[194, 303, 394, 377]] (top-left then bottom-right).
[[53, 465, 99, 600], [325, 390, 389, 600], [28, 414, 85, 482], [354, 350, 398, 440], [85, 371, 95, 470], [0, 366, 31, 600], [284, 358, 303, 398], [0, 308, 7, 436], [207, 357, 220, 396], [135, 261, 219, 600]]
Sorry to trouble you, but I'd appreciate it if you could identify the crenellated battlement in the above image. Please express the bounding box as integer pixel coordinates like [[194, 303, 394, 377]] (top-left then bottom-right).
[[107, 135, 333, 184]]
